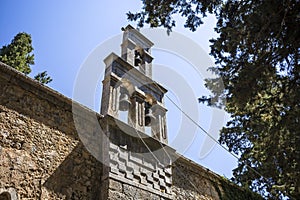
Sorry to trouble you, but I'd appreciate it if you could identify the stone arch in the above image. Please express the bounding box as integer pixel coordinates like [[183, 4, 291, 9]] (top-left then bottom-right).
[[0, 192, 11, 200], [0, 188, 17, 200]]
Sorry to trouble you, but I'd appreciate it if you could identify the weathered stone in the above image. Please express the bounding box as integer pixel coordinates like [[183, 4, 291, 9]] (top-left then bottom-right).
[[0, 64, 103, 199], [109, 179, 123, 191]]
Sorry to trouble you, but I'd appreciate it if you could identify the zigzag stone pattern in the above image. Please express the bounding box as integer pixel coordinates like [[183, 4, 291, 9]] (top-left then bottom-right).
[[109, 142, 172, 194], [100, 120, 174, 199]]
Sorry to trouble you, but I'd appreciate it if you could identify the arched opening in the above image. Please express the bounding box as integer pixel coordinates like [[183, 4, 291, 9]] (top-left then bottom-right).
[[118, 86, 131, 124], [0, 192, 11, 200]]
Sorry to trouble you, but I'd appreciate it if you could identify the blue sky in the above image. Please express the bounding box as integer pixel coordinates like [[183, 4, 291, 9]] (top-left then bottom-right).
[[1, 0, 237, 178]]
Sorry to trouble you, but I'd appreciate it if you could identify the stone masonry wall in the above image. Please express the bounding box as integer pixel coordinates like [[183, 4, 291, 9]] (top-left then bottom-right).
[[172, 157, 220, 200], [172, 156, 262, 200], [0, 62, 103, 199], [103, 178, 165, 200]]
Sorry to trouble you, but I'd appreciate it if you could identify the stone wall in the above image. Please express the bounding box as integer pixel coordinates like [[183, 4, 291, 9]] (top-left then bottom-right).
[[172, 154, 263, 200], [0, 62, 103, 199], [0, 62, 262, 200], [172, 157, 220, 200]]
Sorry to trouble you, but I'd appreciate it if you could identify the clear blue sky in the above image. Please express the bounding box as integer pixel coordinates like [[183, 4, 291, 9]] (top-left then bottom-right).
[[0, 0, 237, 178]]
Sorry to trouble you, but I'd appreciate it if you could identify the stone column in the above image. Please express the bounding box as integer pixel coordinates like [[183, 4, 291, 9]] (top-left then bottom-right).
[[100, 75, 119, 118], [121, 38, 136, 66], [152, 102, 168, 144], [129, 90, 146, 132]]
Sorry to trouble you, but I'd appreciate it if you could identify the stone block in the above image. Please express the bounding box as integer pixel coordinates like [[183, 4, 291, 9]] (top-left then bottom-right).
[[109, 179, 123, 192]]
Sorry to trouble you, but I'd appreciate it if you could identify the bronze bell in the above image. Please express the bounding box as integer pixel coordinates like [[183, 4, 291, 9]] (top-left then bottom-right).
[[145, 108, 156, 126], [119, 93, 131, 111], [134, 51, 143, 66], [134, 57, 142, 66]]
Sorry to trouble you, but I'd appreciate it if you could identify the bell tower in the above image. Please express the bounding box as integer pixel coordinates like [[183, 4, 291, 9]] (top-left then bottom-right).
[[100, 25, 168, 144], [121, 25, 154, 78], [99, 25, 173, 199]]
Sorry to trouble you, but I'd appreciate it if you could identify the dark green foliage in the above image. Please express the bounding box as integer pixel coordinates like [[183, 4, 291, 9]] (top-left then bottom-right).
[[129, 0, 300, 199], [0, 32, 52, 84], [34, 71, 52, 84], [127, 0, 222, 33], [0, 32, 34, 75]]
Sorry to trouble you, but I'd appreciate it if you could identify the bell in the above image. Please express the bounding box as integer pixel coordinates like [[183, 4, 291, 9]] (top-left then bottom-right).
[[134, 57, 142, 66], [134, 50, 143, 66], [145, 108, 156, 126], [119, 93, 131, 111]]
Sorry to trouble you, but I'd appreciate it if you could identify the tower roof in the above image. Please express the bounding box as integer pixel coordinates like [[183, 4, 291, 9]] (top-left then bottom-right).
[[122, 24, 154, 48]]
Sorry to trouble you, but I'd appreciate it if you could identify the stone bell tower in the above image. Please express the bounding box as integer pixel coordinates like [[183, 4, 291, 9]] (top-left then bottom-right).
[[100, 24, 168, 144], [100, 25, 174, 199]]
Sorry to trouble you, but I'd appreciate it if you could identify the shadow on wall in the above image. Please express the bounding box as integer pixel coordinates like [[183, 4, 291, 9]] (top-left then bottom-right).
[[43, 143, 103, 199]]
